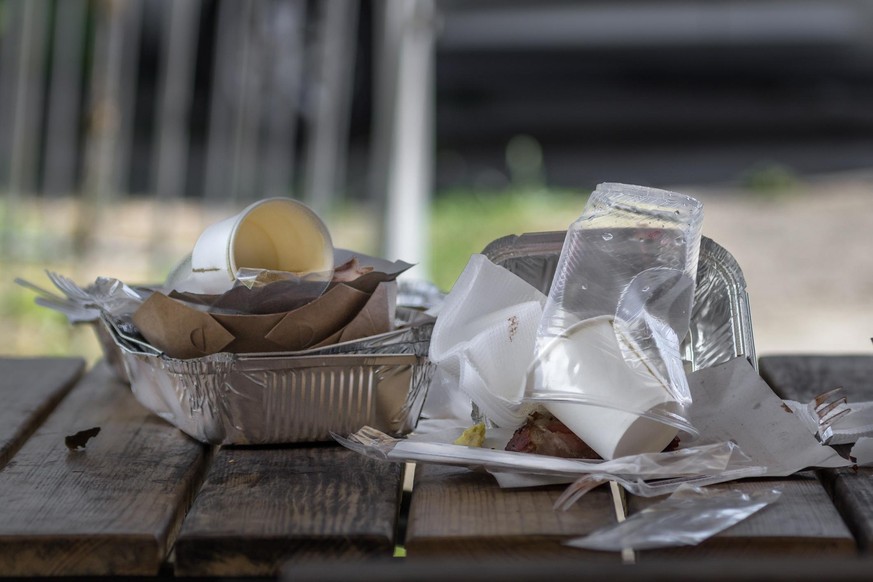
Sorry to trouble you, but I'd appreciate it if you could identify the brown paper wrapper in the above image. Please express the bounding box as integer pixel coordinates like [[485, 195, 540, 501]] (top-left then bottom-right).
[[133, 281, 396, 359]]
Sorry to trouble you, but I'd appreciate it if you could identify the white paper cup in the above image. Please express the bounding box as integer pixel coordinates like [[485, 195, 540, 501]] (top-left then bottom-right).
[[528, 315, 682, 460], [174, 198, 333, 295]]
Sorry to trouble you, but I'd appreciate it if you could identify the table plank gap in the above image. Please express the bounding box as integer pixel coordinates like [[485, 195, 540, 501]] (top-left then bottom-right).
[[0, 357, 85, 469], [174, 444, 403, 577], [0, 361, 209, 576], [817, 467, 873, 553], [161, 443, 218, 568]]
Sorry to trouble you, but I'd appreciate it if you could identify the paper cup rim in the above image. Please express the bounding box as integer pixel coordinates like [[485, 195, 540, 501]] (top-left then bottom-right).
[[226, 197, 333, 274]]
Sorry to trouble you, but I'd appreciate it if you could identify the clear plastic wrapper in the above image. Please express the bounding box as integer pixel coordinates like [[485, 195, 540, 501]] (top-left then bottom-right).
[[16, 273, 146, 323], [334, 426, 761, 482], [554, 466, 766, 507], [526, 183, 704, 459], [565, 484, 781, 551], [163, 249, 412, 317]]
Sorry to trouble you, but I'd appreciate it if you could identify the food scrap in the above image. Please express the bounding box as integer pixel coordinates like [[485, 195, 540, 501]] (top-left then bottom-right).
[[454, 423, 486, 447], [505, 412, 600, 459], [505, 411, 681, 459], [65, 427, 101, 451]]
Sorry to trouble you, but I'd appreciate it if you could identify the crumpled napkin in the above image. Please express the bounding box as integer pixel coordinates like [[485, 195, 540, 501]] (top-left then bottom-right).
[[688, 357, 850, 476], [850, 438, 873, 466], [425, 254, 546, 427]]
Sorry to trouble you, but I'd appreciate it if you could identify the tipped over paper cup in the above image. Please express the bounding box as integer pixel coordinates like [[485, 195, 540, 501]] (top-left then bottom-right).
[[168, 198, 334, 295], [527, 315, 683, 460]]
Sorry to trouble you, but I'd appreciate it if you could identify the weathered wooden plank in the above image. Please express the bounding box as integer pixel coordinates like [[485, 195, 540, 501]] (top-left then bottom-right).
[[632, 473, 855, 559], [404, 463, 619, 560], [0, 361, 209, 576], [174, 444, 403, 577], [758, 355, 873, 402], [285, 555, 873, 582], [760, 355, 873, 554], [0, 357, 85, 468]]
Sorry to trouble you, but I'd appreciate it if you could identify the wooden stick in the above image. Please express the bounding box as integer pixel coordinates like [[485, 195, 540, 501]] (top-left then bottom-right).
[[609, 481, 636, 565]]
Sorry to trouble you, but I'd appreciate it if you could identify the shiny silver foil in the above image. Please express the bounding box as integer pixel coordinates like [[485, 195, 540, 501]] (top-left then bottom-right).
[[482, 232, 756, 372], [99, 313, 434, 445]]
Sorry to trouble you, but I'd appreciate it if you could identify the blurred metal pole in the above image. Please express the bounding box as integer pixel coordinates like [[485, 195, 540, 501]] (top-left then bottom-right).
[[369, 0, 402, 236], [0, 0, 25, 257], [204, 0, 238, 203], [154, 0, 201, 202], [380, 0, 436, 275], [115, 0, 144, 198], [3, 0, 49, 258], [152, 0, 202, 266], [77, 0, 126, 258], [9, 0, 48, 194], [208, 0, 259, 204], [302, 0, 359, 216], [232, 0, 262, 203], [0, 0, 24, 188], [261, 0, 307, 199], [43, 0, 88, 197]]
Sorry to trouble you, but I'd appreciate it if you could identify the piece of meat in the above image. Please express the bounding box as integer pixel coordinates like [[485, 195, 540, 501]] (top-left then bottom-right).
[[505, 411, 682, 459], [663, 435, 681, 452], [505, 411, 601, 459]]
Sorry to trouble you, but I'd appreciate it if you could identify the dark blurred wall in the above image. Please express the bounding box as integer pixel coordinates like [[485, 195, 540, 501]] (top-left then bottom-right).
[[433, 1, 873, 190]]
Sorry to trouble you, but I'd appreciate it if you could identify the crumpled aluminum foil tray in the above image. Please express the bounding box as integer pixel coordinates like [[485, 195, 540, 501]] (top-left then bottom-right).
[[482, 232, 756, 372], [99, 312, 435, 445]]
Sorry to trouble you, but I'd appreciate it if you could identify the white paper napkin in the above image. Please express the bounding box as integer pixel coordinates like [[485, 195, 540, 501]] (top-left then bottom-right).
[[425, 254, 546, 426], [687, 357, 850, 476]]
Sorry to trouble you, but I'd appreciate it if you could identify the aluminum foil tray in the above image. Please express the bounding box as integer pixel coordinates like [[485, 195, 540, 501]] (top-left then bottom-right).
[[482, 232, 756, 372], [99, 314, 434, 445]]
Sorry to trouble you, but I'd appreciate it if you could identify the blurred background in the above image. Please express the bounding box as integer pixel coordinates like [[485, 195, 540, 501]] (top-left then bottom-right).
[[1, 0, 873, 360]]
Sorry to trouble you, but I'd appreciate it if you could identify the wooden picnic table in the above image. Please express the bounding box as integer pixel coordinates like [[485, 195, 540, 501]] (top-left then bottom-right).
[[1, 354, 873, 579]]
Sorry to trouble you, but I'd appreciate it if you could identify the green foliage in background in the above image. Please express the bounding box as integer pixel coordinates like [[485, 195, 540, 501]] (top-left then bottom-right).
[[1, 261, 102, 359], [741, 162, 799, 199], [428, 188, 587, 292]]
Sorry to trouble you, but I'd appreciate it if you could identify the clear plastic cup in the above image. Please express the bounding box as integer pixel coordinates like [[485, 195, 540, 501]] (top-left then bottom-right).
[[525, 183, 704, 458]]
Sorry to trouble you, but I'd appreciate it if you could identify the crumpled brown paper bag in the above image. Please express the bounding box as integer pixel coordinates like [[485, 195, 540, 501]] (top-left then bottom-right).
[[133, 281, 396, 359]]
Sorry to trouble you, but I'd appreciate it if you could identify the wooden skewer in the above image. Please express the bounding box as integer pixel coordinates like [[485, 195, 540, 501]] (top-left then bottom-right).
[[609, 480, 636, 565]]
